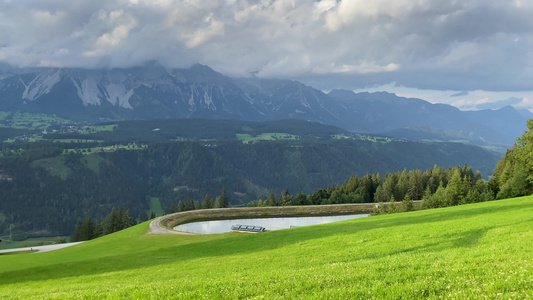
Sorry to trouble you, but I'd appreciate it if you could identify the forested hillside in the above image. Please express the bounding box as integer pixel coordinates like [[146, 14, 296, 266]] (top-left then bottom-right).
[[490, 119, 533, 199], [0, 134, 499, 236]]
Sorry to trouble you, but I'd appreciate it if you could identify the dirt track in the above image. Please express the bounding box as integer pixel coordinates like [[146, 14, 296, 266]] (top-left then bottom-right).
[[147, 216, 194, 235]]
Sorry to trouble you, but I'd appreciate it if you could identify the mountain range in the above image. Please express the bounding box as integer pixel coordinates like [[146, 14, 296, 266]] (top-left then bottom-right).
[[0, 61, 529, 148]]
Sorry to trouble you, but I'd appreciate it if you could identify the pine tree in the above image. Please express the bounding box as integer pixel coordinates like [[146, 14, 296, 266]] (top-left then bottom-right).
[[279, 188, 292, 206], [420, 185, 433, 209], [71, 220, 83, 242], [408, 170, 424, 200], [177, 200, 185, 212], [121, 210, 136, 229], [267, 193, 277, 206], [431, 182, 447, 208], [375, 172, 396, 203], [387, 196, 397, 214], [185, 198, 195, 211], [396, 169, 410, 200], [400, 193, 414, 212], [359, 174, 374, 202], [195, 200, 203, 210], [445, 168, 465, 206], [93, 220, 103, 238], [214, 196, 222, 208], [308, 189, 328, 205], [203, 194, 213, 209], [105, 208, 122, 234], [82, 216, 95, 240], [169, 204, 177, 213], [219, 188, 229, 208], [293, 192, 308, 205], [342, 175, 359, 193]]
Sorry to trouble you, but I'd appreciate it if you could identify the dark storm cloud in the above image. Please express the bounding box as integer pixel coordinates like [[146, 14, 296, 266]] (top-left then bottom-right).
[[0, 0, 531, 92]]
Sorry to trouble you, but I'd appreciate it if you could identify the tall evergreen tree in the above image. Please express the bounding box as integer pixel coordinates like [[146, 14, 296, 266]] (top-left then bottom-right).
[[396, 169, 410, 201], [279, 188, 292, 206], [219, 188, 229, 208], [105, 208, 122, 235], [185, 198, 195, 211], [408, 170, 424, 200], [177, 200, 185, 212], [71, 220, 83, 242], [267, 193, 277, 206], [445, 168, 466, 206], [203, 194, 214, 209], [121, 210, 136, 229], [195, 201, 203, 210], [399, 193, 414, 212]]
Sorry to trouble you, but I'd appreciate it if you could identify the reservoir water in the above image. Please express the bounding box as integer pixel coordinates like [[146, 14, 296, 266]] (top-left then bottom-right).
[[173, 214, 370, 234]]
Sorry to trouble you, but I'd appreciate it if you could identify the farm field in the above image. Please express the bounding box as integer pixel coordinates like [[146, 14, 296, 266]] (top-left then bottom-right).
[[236, 132, 299, 143], [1, 197, 533, 298], [0, 111, 76, 131]]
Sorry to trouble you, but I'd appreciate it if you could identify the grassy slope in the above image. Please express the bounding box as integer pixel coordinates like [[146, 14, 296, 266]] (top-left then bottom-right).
[[147, 197, 165, 217], [1, 197, 533, 299]]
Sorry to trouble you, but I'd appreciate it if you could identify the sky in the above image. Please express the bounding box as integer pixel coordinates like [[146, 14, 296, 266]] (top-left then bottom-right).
[[0, 0, 532, 111]]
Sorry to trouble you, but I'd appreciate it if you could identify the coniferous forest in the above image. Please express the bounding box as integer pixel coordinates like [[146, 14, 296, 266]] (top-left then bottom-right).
[[0, 119, 503, 238], [0, 140, 498, 237]]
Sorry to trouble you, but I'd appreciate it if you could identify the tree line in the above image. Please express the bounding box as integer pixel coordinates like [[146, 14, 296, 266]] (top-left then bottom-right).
[[490, 119, 533, 199], [247, 164, 494, 210], [71, 208, 137, 242], [169, 189, 229, 213]]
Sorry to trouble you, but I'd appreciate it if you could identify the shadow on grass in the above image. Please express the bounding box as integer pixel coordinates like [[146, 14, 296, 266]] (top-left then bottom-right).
[[0, 199, 530, 285]]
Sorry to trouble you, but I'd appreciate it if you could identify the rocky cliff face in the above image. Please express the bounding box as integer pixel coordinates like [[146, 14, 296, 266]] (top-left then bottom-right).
[[0, 62, 529, 147]]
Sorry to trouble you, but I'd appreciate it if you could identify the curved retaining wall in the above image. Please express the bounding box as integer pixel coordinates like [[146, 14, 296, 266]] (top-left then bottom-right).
[[158, 203, 376, 229]]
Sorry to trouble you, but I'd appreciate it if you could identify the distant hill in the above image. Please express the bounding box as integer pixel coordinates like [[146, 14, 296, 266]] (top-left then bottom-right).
[[0, 62, 529, 149], [327, 90, 531, 148]]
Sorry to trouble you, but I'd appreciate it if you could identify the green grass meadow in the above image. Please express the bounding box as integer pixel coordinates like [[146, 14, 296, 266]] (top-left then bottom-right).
[[147, 197, 165, 217], [30, 156, 70, 179], [2, 197, 533, 298]]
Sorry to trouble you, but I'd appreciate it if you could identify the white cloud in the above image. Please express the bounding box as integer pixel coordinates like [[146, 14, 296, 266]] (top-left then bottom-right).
[[313, 62, 400, 75], [0, 0, 531, 95], [82, 10, 138, 58], [181, 14, 225, 48]]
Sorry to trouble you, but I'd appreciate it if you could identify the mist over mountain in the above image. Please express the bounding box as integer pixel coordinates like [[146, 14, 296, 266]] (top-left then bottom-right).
[[0, 62, 529, 148]]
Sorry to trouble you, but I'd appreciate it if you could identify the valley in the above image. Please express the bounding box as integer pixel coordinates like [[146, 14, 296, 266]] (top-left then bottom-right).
[[0, 118, 501, 238]]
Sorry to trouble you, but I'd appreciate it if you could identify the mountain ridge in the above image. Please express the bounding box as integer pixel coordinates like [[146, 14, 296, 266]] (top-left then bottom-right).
[[0, 62, 529, 148]]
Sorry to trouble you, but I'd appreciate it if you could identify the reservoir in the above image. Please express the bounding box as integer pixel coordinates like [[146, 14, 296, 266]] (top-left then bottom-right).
[[173, 214, 370, 234]]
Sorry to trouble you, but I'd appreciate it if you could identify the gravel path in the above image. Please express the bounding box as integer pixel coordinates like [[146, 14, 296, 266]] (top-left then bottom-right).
[[147, 216, 194, 235]]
